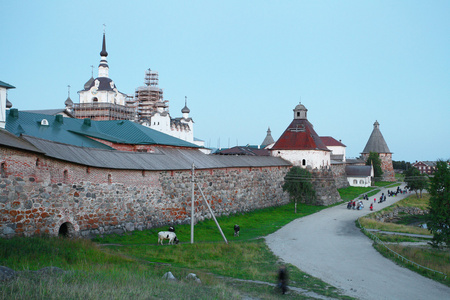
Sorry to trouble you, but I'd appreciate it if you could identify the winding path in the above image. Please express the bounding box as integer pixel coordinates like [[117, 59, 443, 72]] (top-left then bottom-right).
[[266, 186, 450, 300]]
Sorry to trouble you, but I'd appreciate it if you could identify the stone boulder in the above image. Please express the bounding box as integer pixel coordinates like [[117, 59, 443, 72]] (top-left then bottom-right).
[[0, 266, 16, 282]]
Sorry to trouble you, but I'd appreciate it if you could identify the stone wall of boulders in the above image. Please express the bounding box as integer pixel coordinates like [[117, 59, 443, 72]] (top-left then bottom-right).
[[308, 168, 342, 206], [330, 163, 350, 189], [0, 162, 289, 238], [374, 207, 429, 223]]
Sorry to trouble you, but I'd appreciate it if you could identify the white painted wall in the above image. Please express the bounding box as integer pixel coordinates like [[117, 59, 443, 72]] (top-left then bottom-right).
[[327, 145, 346, 161], [271, 149, 330, 169], [347, 176, 371, 187]]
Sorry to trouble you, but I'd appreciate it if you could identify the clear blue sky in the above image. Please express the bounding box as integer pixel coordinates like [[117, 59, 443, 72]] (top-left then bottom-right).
[[1, 1, 449, 162]]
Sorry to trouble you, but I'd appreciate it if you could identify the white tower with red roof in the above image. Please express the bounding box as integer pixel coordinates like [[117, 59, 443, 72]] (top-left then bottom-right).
[[270, 103, 331, 169]]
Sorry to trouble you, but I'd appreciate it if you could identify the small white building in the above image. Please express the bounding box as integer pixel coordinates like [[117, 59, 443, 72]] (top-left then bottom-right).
[[0, 80, 15, 129], [345, 165, 373, 187], [270, 103, 331, 169], [320, 136, 346, 162]]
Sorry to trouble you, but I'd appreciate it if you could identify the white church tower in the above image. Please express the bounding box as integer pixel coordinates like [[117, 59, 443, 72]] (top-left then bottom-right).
[[78, 32, 127, 106]]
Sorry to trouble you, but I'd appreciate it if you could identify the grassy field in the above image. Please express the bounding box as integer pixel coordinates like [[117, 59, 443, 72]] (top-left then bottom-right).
[[0, 202, 354, 299], [358, 194, 450, 287], [337, 186, 376, 202]]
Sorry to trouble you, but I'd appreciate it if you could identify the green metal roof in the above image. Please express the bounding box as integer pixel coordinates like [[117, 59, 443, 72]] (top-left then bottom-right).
[[5, 110, 200, 149], [0, 80, 15, 89]]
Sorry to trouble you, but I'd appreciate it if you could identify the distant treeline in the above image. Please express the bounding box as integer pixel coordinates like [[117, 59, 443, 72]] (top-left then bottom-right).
[[393, 160, 412, 170]]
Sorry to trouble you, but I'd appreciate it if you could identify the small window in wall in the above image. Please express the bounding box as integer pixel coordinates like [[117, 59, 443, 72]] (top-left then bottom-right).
[[353, 179, 357, 184], [297, 112, 300, 117], [1, 162, 6, 178], [302, 159, 306, 166], [108, 174, 112, 184], [36, 158, 40, 167], [142, 170, 146, 177], [360, 180, 364, 184], [93, 97, 98, 102], [63, 170, 68, 184], [86, 166, 90, 174]]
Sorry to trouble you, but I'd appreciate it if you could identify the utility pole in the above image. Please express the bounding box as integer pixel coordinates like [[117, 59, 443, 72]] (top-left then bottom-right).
[[190, 163, 195, 244]]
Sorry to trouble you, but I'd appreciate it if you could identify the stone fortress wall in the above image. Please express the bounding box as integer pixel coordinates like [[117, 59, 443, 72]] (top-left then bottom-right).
[[0, 145, 290, 238]]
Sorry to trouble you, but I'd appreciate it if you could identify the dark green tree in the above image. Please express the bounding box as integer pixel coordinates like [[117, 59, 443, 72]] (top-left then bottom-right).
[[283, 167, 316, 213], [392, 160, 412, 171], [404, 167, 428, 198], [366, 152, 383, 181], [427, 160, 450, 248]]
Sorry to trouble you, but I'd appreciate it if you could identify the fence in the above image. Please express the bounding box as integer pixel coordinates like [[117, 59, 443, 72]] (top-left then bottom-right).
[[357, 218, 447, 280]]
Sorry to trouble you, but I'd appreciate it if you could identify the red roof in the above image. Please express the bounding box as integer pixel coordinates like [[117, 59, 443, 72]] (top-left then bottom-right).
[[272, 119, 330, 151], [320, 136, 346, 147]]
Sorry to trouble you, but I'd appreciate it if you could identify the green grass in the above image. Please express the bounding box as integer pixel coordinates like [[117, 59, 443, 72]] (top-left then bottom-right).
[[338, 186, 376, 202], [359, 217, 431, 235], [93, 202, 325, 245], [373, 181, 401, 188], [374, 244, 450, 287], [0, 202, 353, 299]]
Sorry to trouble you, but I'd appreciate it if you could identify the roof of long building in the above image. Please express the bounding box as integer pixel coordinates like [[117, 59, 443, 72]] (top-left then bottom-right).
[[0, 133, 291, 170], [345, 165, 372, 177], [320, 136, 346, 147], [5, 109, 200, 149], [1, 109, 291, 170]]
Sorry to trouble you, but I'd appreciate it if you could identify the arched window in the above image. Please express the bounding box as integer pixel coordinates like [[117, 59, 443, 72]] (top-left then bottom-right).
[[59, 222, 75, 238], [360, 180, 364, 184], [353, 179, 357, 184], [302, 159, 306, 166], [108, 174, 112, 184], [36, 158, 40, 167], [93, 97, 98, 102]]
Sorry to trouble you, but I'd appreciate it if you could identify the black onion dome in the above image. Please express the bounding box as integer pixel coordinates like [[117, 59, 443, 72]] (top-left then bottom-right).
[[181, 105, 190, 114], [65, 97, 73, 106]]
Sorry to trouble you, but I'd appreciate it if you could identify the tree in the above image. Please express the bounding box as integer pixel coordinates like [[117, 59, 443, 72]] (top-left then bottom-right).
[[366, 152, 383, 181], [427, 160, 450, 248], [393, 160, 412, 171], [404, 167, 428, 198], [283, 167, 316, 213]]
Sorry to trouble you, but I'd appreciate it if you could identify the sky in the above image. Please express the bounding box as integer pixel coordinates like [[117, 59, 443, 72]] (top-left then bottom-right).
[[1, 1, 449, 162]]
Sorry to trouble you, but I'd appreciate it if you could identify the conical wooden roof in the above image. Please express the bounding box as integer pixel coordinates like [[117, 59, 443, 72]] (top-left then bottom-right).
[[362, 121, 391, 154]]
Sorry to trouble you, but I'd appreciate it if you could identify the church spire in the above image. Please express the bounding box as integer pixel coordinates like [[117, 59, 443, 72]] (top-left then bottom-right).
[[98, 30, 109, 78], [100, 32, 108, 57]]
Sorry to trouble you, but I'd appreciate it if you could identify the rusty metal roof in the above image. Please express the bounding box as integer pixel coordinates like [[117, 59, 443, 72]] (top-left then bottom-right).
[[21, 135, 291, 170]]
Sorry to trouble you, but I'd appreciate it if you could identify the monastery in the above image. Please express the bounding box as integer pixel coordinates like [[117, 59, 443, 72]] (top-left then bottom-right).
[[0, 32, 395, 239]]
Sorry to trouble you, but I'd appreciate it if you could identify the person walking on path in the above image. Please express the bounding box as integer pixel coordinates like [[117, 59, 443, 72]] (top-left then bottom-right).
[[277, 265, 289, 295]]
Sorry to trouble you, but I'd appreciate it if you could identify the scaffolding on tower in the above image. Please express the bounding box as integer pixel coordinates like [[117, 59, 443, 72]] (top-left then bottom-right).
[[135, 68, 167, 120]]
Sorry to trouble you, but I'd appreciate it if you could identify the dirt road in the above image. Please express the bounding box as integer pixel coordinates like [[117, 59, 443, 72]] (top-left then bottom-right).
[[266, 186, 450, 299]]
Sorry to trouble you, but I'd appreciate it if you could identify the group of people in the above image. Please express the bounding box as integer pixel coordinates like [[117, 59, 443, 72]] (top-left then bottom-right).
[[387, 186, 408, 197], [347, 200, 364, 210], [378, 193, 387, 203]]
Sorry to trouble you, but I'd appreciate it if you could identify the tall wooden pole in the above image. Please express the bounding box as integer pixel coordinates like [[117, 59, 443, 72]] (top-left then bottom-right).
[[190, 163, 195, 244]]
